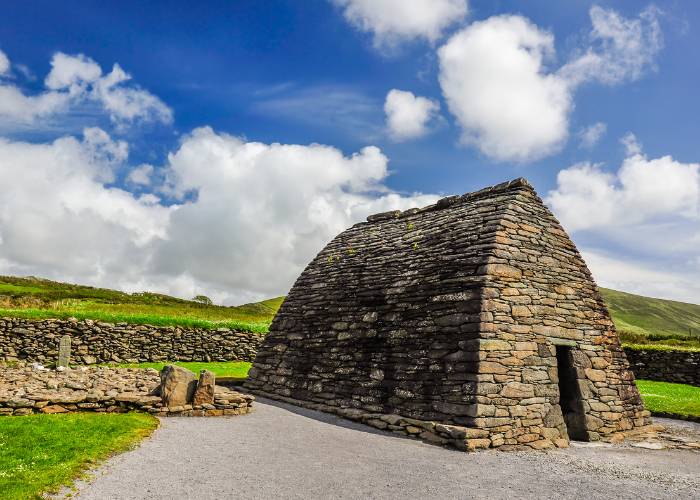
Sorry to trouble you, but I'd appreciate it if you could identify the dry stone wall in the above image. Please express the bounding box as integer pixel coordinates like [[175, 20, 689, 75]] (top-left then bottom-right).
[[0, 364, 254, 416], [624, 347, 700, 386], [246, 178, 652, 451], [0, 317, 262, 365]]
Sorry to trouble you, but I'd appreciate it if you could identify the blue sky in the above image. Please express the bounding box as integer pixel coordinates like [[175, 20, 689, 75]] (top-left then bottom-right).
[[0, 1, 698, 304]]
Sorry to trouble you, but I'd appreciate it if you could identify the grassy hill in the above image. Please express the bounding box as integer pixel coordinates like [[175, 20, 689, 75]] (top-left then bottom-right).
[[600, 288, 700, 348], [1, 275, 699, 347], [0, 275, 283, 333]]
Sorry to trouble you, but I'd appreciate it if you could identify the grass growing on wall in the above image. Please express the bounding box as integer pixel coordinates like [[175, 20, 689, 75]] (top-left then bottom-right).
[[0, 413, 158, 499], [111, 360, 252, 378], [0, 275, 283, 333], [636, 380, 700, 419]]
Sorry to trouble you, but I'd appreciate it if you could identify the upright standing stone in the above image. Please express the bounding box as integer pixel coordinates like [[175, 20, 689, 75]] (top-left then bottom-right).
[[159, 365, 197, 407], [193, 370, 216, 405], [57, 335, 71, 368]]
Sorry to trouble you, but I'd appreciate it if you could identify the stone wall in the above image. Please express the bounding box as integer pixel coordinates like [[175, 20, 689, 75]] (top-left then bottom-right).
[[624, 347, 700, 386], [0, 364, 254, 416], [246, 178, 652, 451], [0, 317, 263, 365]]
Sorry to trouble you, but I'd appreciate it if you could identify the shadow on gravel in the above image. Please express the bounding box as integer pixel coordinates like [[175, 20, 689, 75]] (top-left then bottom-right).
[[252, 395, 414, 440]]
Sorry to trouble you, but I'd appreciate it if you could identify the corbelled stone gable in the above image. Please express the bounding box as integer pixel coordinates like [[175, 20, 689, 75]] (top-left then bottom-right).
[[246, 178, 652, 450]]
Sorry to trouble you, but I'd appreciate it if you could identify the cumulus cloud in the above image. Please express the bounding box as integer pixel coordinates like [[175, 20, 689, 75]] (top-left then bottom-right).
[[438, 6, 662, 162], [0, 127, 438, 304], [127, 164, 154, 186], [547, 138, 699, 231], [0, 129, 171, 286], [438, 15, 570, 162], [546, 137, 700, 303], [154, 127, 438, 300], [578, 122, 607, 148], [384, 89, 440, 141], [0, 50, 172, 128], [0, 50, 9, 76], [333, 0, 468, 50]]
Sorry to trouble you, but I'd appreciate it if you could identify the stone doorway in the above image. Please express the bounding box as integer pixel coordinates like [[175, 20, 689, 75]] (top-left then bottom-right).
[[555, 346, 588, 441]]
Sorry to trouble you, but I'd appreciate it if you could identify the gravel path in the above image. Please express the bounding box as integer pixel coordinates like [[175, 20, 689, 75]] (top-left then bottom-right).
[[71, 399, 700, 499]]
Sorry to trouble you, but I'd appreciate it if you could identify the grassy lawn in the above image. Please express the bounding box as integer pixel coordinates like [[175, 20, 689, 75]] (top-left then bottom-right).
[[636, 380, 700, 419], [0, 275, 283, 333], [112, 360, 252, 378], [0, 413, 158, 499]]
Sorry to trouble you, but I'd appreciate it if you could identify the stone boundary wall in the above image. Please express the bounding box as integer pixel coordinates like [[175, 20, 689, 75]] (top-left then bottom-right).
[[0, 365, 254, 417], [0, 317, 263, 365], [624, 347, 700, 386]]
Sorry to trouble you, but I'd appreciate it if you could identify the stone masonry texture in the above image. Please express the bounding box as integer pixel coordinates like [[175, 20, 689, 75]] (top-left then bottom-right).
[[624, 347, 699, 386], [0, 318, 262, 365], [246, 178, 653, 451]]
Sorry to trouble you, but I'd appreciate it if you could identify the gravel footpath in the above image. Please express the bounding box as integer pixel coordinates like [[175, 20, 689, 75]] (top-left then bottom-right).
[[70, 399, 700, 499]]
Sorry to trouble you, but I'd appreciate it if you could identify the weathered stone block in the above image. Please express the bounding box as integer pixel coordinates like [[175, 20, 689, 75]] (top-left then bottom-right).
[[160, 365, 197, 407]]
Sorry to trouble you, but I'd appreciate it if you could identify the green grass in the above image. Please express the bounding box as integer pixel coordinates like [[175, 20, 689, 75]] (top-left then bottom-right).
[[624, 343, 700, 353], [0, 413, 158, 499], [112, 361, 252, 378], [0, 275, 283, 333], [636, 380, 700, 419], [3, 275, 700, 350], [600, 287, 700, 339]]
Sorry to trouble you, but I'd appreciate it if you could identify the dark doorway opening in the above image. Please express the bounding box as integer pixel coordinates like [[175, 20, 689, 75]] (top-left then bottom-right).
[[555, 346, 588, 441]]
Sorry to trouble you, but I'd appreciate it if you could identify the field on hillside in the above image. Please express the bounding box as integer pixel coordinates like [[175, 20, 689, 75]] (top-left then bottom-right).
[[2, 276, 700, 348], [600, 288, 700, 348], [0, 276, 283, 333]]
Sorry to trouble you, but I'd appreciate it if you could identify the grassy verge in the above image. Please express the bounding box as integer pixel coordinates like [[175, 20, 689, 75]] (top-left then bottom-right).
[[623, 342, 700, 353], [0, 275, 284, 333], [111, 361, 252, 378], [0, 413, 158, 499], [637, 380, 700, 419], [0, 307, 270, 333]]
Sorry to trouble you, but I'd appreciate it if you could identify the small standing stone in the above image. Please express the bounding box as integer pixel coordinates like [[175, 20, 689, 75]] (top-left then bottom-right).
[[159, 365, 197, 407], [193, 370, 216, 405], [57, 335, 71, 368]]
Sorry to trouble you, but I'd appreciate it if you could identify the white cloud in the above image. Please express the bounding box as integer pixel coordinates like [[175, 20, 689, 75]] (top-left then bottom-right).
[[437, 6, 662, 162], [583, 250, 700, 305], [0, 127, 438, 304], [559, 5, 663, 87], [620, 131, 642, 156], [333, 0, 468, 50], [578, 122, 606, 148], [547, 139, 700, 303], [547, 141, 699, 232], [384, 89, 439, 141], [0, 50, 9, 76], [438, 15, 570, 162], [45, 52, 102, 90], [127, 164, 154, 186], [0, 51, 172, 128], [0, 129, 171, 286], [154, 127, 438, 300]]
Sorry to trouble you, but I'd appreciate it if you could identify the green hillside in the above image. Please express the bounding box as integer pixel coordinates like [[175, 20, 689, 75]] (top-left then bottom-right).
[[1, 275, 699, 347], [0, 275, 284, 333], [600, 287, 700, 337]]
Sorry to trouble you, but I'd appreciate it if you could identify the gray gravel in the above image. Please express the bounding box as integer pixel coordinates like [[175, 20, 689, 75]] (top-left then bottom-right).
[[71, 399, 700, 500]]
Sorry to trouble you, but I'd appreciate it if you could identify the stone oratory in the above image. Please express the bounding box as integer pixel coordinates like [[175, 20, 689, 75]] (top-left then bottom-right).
[[246, 178, 652, 450]]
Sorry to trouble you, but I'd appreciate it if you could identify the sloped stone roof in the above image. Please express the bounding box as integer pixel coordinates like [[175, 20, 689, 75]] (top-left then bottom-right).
[[246, 177, 650, 451]]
